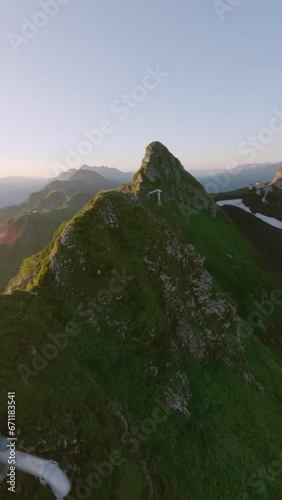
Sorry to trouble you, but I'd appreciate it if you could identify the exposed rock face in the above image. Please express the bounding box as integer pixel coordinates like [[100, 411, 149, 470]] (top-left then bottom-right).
[[139, 141, 185, 183], [121, 142, 217, 215], [43, 190, 243, 369], [271, 166, 282, 188], [20, 187, 244, 449]]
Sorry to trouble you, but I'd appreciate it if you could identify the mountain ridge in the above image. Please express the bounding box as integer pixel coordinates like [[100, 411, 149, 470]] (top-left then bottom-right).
[[1, 142, 282, 499], [120, 141, 217, 215], [0, 170, 118, 292]]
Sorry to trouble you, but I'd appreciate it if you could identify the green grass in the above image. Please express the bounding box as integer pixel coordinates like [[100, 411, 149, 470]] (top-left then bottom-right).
[[1, 190, 282, 499], [0, 193, 115, 293], [160, 202, 281, 318]]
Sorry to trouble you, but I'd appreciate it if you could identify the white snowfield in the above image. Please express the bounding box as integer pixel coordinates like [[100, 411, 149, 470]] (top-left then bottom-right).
[[216, 199, 282, 230]]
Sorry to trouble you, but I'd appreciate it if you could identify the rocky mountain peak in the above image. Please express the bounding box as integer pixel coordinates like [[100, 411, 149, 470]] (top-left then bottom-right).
[[140, 141, 185, 182], [122, 141, 216, 215], [271, 165, 282, 187]]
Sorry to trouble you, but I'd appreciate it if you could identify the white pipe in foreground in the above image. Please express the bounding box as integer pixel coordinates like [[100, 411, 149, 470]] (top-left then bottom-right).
[[0, 437, 71, 498]]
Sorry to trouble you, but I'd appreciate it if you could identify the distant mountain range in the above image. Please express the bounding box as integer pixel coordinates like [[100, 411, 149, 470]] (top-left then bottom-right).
[[81, 165, 134, 184], [196, 162, 282, 193], [55, 165, 134, 184], [0, 166, 134, 209], [1, 162, 280, 209], [0, 176, 49, 208], [0, 169, 117, 291]]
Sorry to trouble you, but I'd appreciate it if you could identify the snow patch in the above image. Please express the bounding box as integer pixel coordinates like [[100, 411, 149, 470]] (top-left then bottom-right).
[[217, 199, 282, 230]]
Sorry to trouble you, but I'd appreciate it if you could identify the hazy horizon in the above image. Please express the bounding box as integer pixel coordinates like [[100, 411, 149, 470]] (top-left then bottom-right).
[[2, 1, 282, 178], [1, 157, 282, 180]]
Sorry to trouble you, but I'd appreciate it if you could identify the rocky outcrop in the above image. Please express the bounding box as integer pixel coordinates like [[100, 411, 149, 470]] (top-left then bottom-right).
[[121, 141, 217, 215], [271, 166, 282, 188]]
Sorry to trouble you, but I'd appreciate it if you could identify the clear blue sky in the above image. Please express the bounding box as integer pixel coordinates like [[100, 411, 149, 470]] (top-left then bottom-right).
[[1, 0, 282, 178]]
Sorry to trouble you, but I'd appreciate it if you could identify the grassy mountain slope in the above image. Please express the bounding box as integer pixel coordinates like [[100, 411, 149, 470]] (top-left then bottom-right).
[[221, 206, 282, 286], [1, 143, 282, 499], [0, 171, 117, 292], [214, 164, 282, 222], [0, 170, 116, 223], [0, 291, 156, 500], [213, 165, 282, 284]]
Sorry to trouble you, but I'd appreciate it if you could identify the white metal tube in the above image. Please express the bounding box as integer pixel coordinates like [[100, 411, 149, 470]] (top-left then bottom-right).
[[0, 438, 71, 498]]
